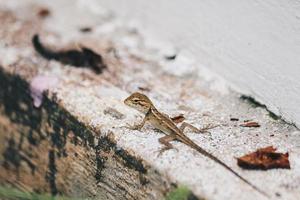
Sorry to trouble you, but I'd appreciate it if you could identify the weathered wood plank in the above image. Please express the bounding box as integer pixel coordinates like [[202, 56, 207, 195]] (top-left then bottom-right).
[[0, 70, 171, 200]]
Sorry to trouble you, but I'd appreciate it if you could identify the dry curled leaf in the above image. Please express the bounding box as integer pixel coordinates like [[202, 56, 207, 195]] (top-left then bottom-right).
[[171, 114, 185, 124], [240, 121, 260, 127], [237, 146, 290, 170]]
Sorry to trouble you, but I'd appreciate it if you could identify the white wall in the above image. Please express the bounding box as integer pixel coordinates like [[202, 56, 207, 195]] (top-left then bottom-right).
[[97, 0, 300, 127]]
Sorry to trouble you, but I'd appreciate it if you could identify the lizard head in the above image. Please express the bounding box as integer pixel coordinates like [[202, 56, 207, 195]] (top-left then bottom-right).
[[124, 92, 153, 114]]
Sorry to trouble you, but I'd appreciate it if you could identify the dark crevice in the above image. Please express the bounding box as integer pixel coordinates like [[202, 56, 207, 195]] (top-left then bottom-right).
[[95, 139, 106, 182], [45, 149, 58, 196], [240, 95, 288, 122], [241, 95, 299, 130], [98, 136, 147, 174], [2, 137, 36, 176]]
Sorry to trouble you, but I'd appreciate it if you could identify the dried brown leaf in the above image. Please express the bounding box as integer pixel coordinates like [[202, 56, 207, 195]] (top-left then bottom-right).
[[240, 121, 260, 127], [37, 8, 50, 18], [171, 114, 185, 124], [237, 146, 290, 170]]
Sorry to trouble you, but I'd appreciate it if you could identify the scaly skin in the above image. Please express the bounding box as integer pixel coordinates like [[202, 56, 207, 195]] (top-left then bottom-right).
[[124, 92, 268, 197]]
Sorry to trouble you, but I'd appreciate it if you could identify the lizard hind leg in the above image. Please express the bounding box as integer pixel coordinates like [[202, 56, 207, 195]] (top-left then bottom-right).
[[157, 134, 178, 156], [179, 122, 201, 133], [179, 122, 217, 134]]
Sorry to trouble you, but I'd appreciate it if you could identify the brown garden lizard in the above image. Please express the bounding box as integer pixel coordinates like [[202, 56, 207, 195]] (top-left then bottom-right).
[[124, 92, 268, 197]]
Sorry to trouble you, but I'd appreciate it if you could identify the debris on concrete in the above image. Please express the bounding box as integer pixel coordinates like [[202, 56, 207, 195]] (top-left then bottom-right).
[[170, 114, 185, 124], [237, 146, 290, 170], [240, 121, 261, 128], [37, 7, 51, 19]]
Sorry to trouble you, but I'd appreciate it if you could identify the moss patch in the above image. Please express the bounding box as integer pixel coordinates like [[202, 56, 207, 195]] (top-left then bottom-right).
[[0, 186, 81, 200], [165, 186, 200, 200]]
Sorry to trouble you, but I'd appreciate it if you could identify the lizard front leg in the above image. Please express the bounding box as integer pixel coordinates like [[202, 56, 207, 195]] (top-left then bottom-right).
[[126, 113, 150, 131]]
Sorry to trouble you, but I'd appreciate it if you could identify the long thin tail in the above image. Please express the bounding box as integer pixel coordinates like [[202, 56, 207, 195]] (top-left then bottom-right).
[[32, 34, 58, 60], [179, 135, 268, 197]]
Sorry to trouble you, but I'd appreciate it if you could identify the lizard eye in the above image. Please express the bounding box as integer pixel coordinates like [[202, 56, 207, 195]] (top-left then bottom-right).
[[132, 98, 139, 102]]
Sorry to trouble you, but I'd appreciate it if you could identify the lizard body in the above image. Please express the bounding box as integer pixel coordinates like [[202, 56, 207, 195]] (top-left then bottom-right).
[[124, 92, 267, 197]]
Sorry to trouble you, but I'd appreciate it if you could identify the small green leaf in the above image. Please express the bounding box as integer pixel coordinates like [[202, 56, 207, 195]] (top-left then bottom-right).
[[165, 186, 192, 200]]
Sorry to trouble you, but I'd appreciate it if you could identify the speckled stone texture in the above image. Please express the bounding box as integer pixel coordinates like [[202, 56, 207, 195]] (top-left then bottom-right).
[[0, 1, 299, 200]]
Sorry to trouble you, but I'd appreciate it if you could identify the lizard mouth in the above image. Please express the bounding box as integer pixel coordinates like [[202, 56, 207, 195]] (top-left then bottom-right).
[[124, 98, 134, 108], [123, 98, 130, 105]]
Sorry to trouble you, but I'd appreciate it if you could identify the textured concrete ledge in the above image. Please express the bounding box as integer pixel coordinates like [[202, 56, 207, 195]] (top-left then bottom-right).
[[0, 1, 299, 200]]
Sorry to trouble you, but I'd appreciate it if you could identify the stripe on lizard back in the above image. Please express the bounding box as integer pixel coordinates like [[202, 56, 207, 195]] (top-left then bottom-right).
[[124, 92, 269, 197]]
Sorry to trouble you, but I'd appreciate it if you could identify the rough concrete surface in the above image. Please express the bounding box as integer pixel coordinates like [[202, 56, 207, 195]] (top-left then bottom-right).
[[0, 0, 299, 200], [97, 0, 300, 129]]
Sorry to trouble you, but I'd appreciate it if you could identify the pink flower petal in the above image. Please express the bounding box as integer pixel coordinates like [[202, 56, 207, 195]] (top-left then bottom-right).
[[30, 75, 59, 108]]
